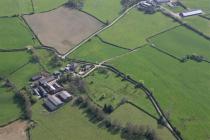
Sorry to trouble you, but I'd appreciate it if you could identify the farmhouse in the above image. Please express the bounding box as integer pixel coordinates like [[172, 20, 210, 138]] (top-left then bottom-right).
[[180, 10, 203, 17]]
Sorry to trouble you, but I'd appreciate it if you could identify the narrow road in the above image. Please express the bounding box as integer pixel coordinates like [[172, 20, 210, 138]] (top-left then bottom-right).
[[60, 2, 140, 59]]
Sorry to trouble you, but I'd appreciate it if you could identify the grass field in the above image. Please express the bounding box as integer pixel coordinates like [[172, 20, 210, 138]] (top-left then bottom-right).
[[0, 17, 39, 50], [69, 37, 128, 63], [83, 0, 122, 22], [109, 46, 210, 140], [0, 0, 32, 16], [110, 104, 175, 140], [181, 0, 210, 14], [9, 63, 41, 89], [31, 101, 123, 140], [99, 10, 179, 49], [184, 16, 210, 36], [33, 0, 68, 12], [150, 26, 210, 60], [85, 69, 158, 117], [0, 83, 21, 125], [0, 51, 31, 77]]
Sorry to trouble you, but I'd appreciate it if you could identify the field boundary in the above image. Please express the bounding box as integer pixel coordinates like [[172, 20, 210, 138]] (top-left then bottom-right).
[[101, 64, 183, 140], [96, 35, 132, 51], [0, 118, 20, 128]]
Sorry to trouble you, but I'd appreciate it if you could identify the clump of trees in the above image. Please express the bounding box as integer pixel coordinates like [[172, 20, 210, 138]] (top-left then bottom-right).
[[181, 54, 205, 63], [49, 55, 62, 68], [66, 0, 84, 9], [73, 96, 160, 140], [121, 0, 141, 10]]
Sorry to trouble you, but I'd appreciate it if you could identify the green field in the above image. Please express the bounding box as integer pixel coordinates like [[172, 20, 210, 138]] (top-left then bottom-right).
[[99, 10, 179, 49], [0, 83, 21, 125], [0, 0, 32, 16], [0, 51, 31, 77], [109, 46, 210, 140], [31, 101, 123, 140], [110, 104, 175, 140], [83, 0, 122, 22], [85, 69, 158, 117], [0, 17, 39, 50], [181, 0, 210, 14], [9, 63, 41, 89], [33, 0, 68, 12], [150, 26, 210, 60], [184, 16, 210, 36], [69, 37, 128, 63]]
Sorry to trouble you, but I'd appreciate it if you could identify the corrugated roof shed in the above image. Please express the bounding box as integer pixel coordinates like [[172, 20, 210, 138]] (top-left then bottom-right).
[[180, 10, 203, 17], [48, 95, 63, 106], [57, 91, 72, 102], [154, 0, 170, 3], [44, 99, 57, 111]]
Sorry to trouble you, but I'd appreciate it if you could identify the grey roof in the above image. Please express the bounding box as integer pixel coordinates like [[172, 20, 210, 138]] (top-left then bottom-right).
[[31, 75, 42, 81], [39, 76, 55, 85], [57, 91, 72, 101], [154, 0, 170, 3], [48, 95, 63, 106], [181, 10, 203, 17], [44, 99, 57, 111]]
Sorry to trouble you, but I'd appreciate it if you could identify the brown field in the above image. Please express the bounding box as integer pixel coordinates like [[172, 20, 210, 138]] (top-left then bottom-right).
[[0, 120, 28, 140], [24, 7, 104, 54]]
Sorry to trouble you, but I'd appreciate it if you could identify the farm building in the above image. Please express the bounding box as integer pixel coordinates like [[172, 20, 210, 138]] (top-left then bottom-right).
[[57, 91, 72, 102], [39, 76, 55, 85], [31, 75, 42, 81], [43, 99, 57, 111], [180, 10, 203, 17], [47, 95, 63, 107], [154, 0, 170, 4]]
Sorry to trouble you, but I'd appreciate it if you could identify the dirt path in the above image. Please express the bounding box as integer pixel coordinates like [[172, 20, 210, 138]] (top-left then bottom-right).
[[0, 120, 28, 140]]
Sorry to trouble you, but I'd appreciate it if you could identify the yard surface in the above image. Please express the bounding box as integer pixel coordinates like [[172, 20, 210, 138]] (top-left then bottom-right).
[[24, 6, 104, 54], [109, 46, 210, 140], [0, 120, 28, 140], [0, 17, 39, 50], [0, 84, 22, 125], [99, 9, 179, 49], [31, 101, 123, 140], [83, 0, 122, 22], [110, 104, 175, 140], [150, 26, 210, 60], [69, 37, 128, 63], [85, 69, 158, 117]]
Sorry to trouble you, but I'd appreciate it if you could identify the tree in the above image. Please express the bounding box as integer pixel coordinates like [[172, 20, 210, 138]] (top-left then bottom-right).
[[30, 54, 40, 63], [103, 104, 114, 113], [66, 0, 84, 9], [49, 55, 62, 68]]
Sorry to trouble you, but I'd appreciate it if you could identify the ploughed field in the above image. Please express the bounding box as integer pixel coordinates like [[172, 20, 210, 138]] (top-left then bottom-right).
[[24, 6, 104, 54]]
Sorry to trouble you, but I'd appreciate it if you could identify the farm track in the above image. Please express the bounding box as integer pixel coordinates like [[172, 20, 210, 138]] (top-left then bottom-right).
[[61, 2, 141, 58]]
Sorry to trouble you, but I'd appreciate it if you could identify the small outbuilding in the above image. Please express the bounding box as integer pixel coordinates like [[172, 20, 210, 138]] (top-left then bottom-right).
[[154, 0, 170, 4]]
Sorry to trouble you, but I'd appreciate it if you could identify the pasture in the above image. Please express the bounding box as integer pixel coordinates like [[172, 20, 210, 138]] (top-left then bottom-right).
[[9, 63, 41, 89], [31, 101, 122, 140], [0, 0, 32, 16], [181, 0, 210, 14], [184, 16, 210, 36], [109, 46, 210, 140], [33, 0, 68, 12], [0, 17, 39, 50], [99, 9, 179, 49], [83, 0, 122, 22], [85, 69, 158, 117], [150, 26, 210, 60], [0, 84, 21, 125], [110, 104, 175, 140], [0, 51, 31, 77], [69, 37, 128, 63], [24, 7, 104, 54]]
